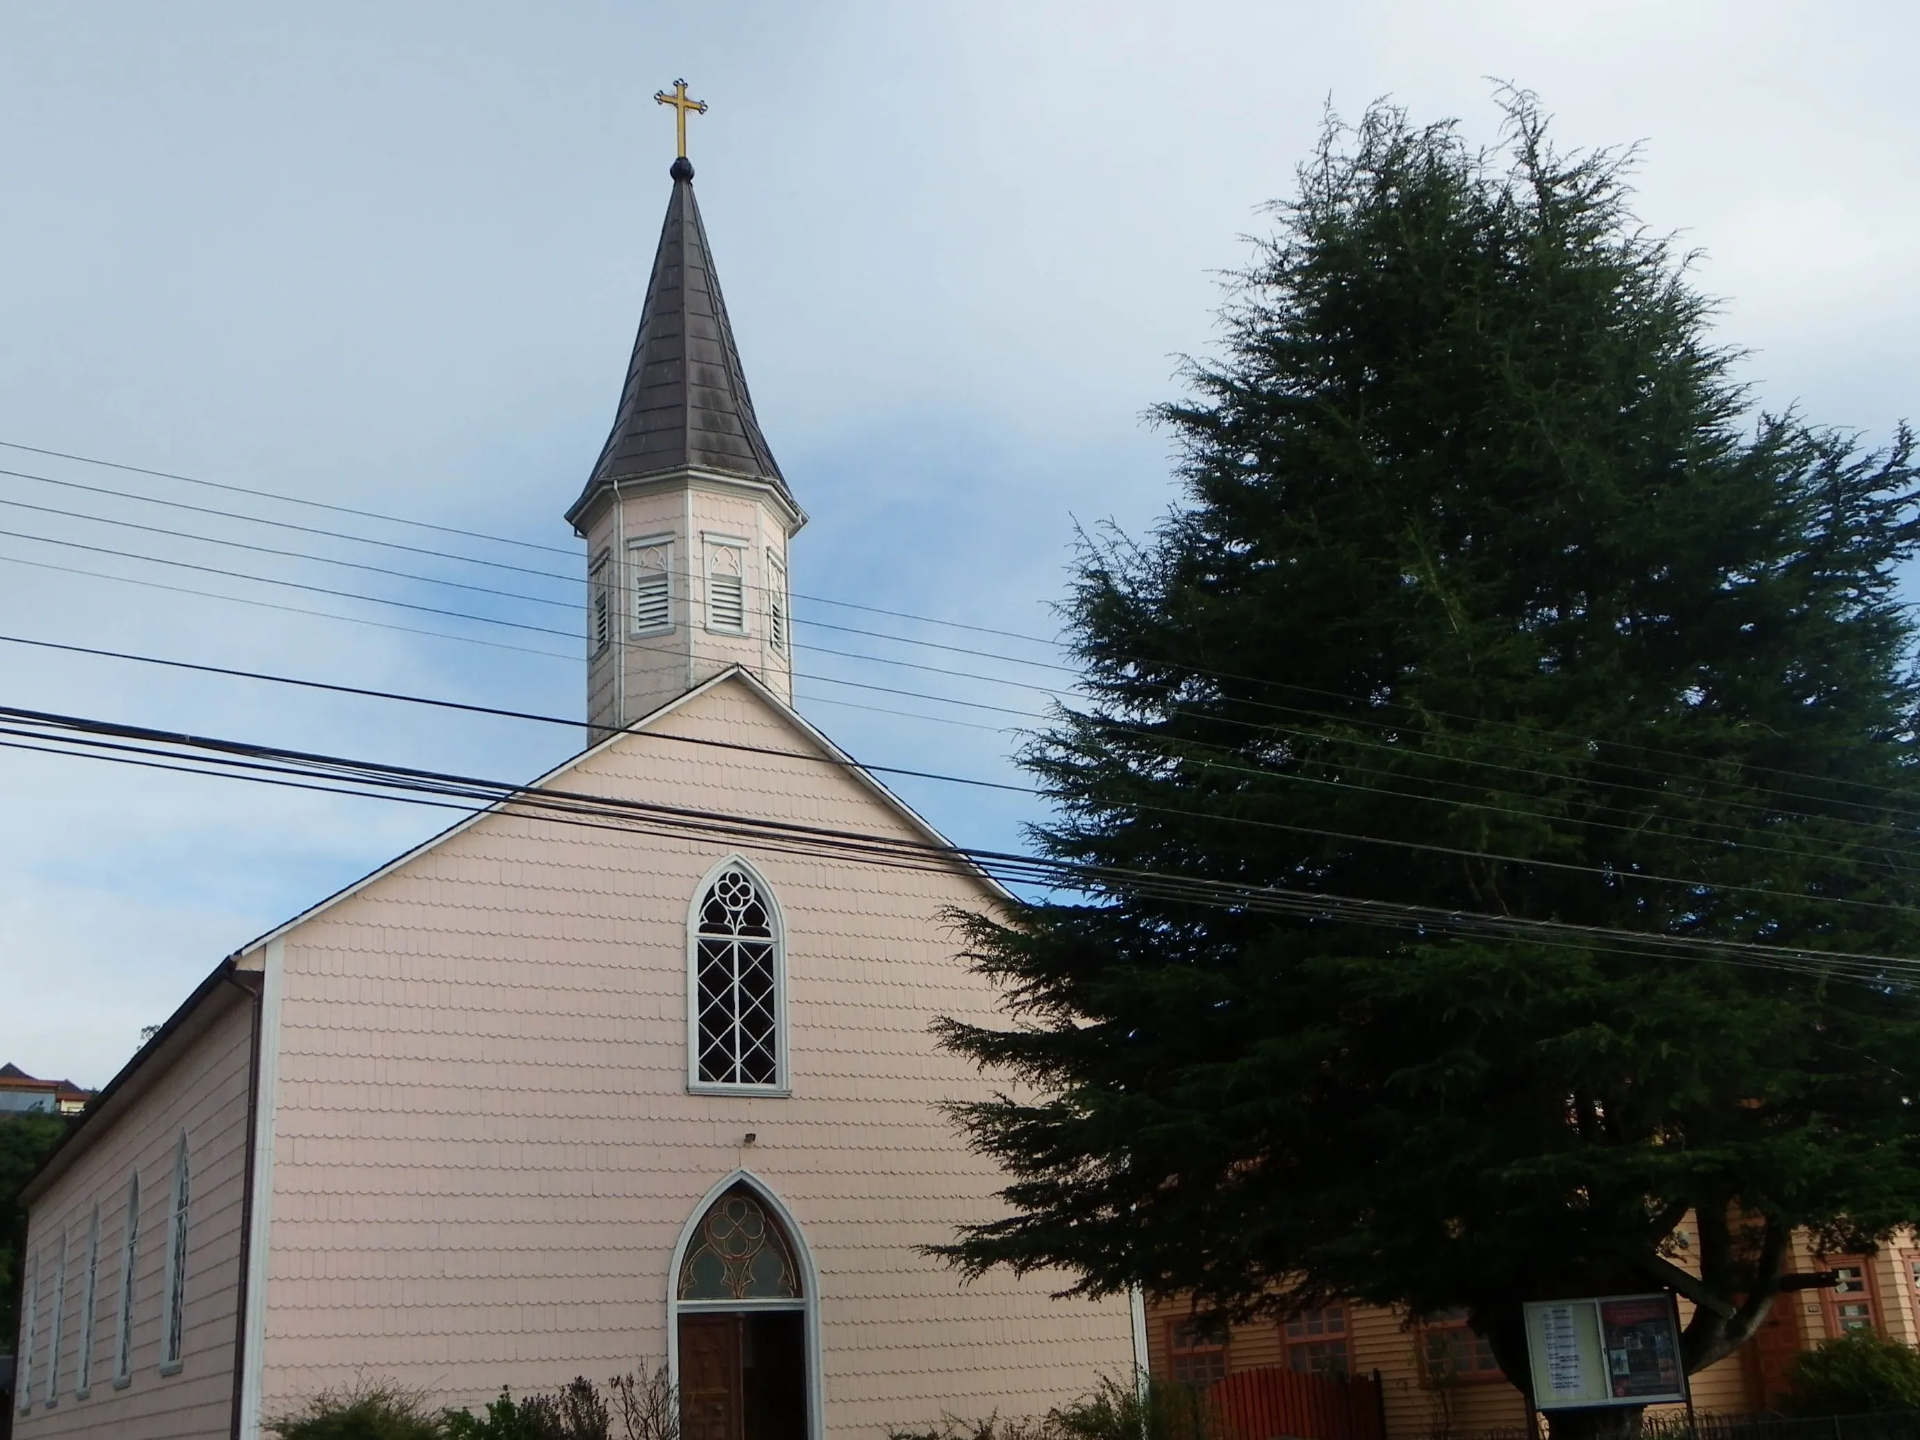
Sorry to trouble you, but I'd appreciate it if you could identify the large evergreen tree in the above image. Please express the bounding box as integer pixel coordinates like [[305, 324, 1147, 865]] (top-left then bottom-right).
[[936, 96, 1920, 1432]]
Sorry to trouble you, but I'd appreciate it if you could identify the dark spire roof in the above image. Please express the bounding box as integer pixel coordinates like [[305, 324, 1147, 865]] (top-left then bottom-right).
[[569, 158, 791, 525]]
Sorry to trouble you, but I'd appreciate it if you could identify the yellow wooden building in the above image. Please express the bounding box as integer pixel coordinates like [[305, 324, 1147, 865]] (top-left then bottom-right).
[[1146, 1229, 1920, 1437]]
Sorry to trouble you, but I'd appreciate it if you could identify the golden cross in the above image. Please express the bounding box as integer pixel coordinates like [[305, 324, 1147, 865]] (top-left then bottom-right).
[[654, 79, 708, 159]]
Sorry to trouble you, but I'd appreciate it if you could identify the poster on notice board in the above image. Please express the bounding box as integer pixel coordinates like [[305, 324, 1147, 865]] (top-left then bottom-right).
[[1523, 1294, 1688, 1410]]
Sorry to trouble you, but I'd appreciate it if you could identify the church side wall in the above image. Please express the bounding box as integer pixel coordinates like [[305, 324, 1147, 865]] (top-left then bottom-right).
[[254, 679, 1132, 1437], [14, 987, 255, 1440]]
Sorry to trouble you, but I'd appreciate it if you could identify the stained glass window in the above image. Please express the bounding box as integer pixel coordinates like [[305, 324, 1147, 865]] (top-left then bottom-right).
[[678, 1190, 801, 1301], [695, 866, 780, 1087]]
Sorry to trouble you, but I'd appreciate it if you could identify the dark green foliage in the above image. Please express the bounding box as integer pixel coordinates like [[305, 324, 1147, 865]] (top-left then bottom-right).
[[1, 1111, 70, 1348], [266, 1381, 448, 1440], [934, 88, 1920, 1399], [1782, 1333, 1920, 1416]]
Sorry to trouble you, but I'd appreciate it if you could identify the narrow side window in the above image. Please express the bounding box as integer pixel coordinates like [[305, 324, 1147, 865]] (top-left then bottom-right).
[[46, 1225, 68, 1405], [160, 1133, 190, 1371], [629, 535, 674, 635], [78, 1202, 100, 1395], [114, 1171, 139, 1385], [14, 1246, 36, 1413]]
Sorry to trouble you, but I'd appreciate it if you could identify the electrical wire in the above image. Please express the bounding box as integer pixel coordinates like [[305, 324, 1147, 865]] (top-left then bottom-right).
[[4, 699, 1914, 986], [3, 633, 1916, 920], [6, 528, 1912, 888], [8, 457, 1915, 837]]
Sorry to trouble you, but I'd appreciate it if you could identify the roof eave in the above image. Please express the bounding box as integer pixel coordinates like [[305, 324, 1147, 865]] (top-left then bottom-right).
[[20, 959, 259, 1205], [566, 464, 808, 537]]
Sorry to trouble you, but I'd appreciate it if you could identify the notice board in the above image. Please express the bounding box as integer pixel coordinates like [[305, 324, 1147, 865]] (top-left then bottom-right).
[[1523, 1294, 1688, 1410]]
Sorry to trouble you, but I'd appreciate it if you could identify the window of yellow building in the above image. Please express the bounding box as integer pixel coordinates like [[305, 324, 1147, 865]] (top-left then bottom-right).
[[1284, 1305, 1352, 1378], [1823, 1259, 1880, 1336], [1169, 1320, 1229, 1385], [1420, 1309, 1503, 1383]]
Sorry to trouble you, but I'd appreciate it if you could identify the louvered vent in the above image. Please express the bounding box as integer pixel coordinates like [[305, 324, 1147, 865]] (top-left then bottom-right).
[[590, 554, 612, 652], [634, 570, 671, 631], [709, 572, 746, 632], [767, 554, 788, 653]]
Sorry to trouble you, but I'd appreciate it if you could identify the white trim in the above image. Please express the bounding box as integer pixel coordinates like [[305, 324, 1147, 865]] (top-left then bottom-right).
[[685, 855, 789, 1094], [45, 1223, 67, 1405], [1130, 1286, 1150, 1398], [231, 664, 1011, 959], [112, 1170, 138, 1387], [15, 1245, 35, 1413], [683, 486, 696, 693], [702, 533, 749, 636], [77, 1201, 100, 1397], [589, 548, 614, 655], [665, 1170, 825, 1440], [626, 532, 677, 637], [159, 1129, 189, 1374], [236, 938, 284, 1440], [765, 548, 789, 660], [567, 464, 809, 540]]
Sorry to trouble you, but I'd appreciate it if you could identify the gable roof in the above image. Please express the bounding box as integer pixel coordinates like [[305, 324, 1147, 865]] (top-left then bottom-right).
[[21, 670, 1008, 1194], [238, 664, 1011, 958], [566, 158, 793, 528]]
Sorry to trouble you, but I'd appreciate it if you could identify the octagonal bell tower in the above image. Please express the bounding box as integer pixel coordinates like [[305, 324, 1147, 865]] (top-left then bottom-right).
[[567, 154, 806, 741]]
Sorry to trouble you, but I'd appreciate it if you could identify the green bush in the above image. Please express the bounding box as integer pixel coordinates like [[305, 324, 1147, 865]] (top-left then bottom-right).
[[266, 1381, 448, 1440], [890, 1376, 1211, 1440], [274, 1367, 676, 1440], [1782, 1330, 1920, 1416]]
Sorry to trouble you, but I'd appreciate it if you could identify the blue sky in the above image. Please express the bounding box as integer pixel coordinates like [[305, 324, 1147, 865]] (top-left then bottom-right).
[[2, 0, 1916, 1086]]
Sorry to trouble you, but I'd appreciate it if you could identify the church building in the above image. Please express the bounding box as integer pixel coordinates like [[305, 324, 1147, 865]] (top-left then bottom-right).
[[10, 130, 1137, 1440]]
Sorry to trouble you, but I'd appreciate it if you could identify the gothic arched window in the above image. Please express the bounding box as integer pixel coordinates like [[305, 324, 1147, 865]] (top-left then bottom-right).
[[689, 861, 784, 1090], [677, 1188, 801, 1300]]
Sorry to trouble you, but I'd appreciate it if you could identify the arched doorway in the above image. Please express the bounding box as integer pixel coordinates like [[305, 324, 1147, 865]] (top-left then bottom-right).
[[670, 1174, 820, 1440]]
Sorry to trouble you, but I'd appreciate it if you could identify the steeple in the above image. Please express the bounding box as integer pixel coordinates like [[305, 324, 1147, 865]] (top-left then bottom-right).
[[569, 136, 804, 741], [565, 156, 795, 525]]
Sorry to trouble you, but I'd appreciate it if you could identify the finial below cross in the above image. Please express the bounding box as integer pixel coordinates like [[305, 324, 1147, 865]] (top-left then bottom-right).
[[654, 79, 708, 160]]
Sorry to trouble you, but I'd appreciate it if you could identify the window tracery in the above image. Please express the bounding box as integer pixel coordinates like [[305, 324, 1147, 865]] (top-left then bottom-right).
[[693, 864, 782, 1088], [677, 1189, 801, 1301]]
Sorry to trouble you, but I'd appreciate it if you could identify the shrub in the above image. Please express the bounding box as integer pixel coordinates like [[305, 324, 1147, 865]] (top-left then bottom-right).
[[266, 1381, 448, 1440], [889, 1376, 1212, 1440], [444, 1368, 676, 1440], [1781, 1331, 1920, 1416]]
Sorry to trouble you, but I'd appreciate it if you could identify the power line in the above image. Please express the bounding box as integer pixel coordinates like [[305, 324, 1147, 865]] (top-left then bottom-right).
[[0, 440, 582, 557], [2, 636, 1915, 923], [0, 452, 1066, 649], [10, 459, 1914, 838], [0, 491, 578, 611], [0, 465, 582, 587], [0, 632, 1031, 795], [4, 699, 1913, 986], [8, 446, 1919, 828], [5, 546, 1916, 890]]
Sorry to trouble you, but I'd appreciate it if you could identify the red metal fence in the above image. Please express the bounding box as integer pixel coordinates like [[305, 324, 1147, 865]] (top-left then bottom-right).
[[1207, 1365, 1387, 1440]]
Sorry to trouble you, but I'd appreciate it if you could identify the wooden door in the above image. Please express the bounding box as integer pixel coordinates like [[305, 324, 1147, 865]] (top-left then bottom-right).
[[681, 1314, 743, 1440], [1744, 1294, 1806, 1408]]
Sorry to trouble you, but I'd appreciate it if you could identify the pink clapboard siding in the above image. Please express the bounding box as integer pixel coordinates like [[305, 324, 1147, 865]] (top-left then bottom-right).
[[253, 674, 1134, 1434], [15, 982, 256, 1440]]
